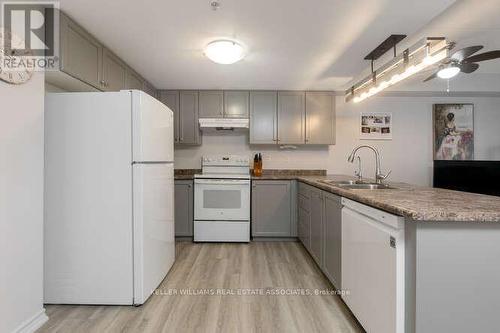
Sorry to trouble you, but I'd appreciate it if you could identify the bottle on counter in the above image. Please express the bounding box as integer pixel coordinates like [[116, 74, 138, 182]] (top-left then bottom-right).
[[258, 153, 263, 176], [253, 153, 263, 177], [253, 154, 261, 177]]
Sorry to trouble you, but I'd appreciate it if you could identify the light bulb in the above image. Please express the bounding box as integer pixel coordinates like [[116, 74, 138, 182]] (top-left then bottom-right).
[[437, 66, 460, 79]]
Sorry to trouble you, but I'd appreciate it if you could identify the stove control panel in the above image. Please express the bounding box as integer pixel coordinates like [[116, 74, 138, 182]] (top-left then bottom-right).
[[202, 155, 249, 167]]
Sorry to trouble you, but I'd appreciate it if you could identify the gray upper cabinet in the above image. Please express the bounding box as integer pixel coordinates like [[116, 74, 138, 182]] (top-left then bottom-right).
[[249, 91, 278, 144], [179, 91, 201, 145], [101, 48, 127, 92], [143, 81, 157, 98], [199, 91, 224, 118], [52, 11, 156, 94], [175, 180, 193, 237], [224, 91, 249, 118], [323, 192, 342, 288], [305, 92, 335, 145], [309, 187, 324, 266], [252, 180, 295, 237], [125, 69, 144, 90], [278, 91, 305, 144], [59, 13, 102, 89], [159, 91, 180, 143]]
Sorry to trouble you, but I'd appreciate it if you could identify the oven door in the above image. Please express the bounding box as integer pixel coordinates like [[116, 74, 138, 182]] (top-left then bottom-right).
[[194, 178, 250, 221]]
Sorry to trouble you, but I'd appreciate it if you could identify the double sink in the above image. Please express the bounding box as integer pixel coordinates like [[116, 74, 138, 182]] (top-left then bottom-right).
[[319, 179, 396, 190]]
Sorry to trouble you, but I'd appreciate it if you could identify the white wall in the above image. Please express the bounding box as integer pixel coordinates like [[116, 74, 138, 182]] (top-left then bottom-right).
[[330, 95, 500, 186], [175, 95, 500, 186], [0, 73, 47, 332], [174, 133, 330, 170]]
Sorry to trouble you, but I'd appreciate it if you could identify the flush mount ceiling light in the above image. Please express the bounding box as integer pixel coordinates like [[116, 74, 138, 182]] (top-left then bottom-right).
[[437, 64, 461, 79], [345, 36, 449, 103], [204, 40, 245, 64]]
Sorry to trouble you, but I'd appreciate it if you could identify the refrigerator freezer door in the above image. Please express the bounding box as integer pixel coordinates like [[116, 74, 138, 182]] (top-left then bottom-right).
[[132, 90, 174, 162], [133, 163, 175, 305]]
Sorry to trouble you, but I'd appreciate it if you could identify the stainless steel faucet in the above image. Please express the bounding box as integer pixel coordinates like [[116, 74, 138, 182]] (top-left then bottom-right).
[[347, 145, 391, 184], [354, 156, 363, 182]]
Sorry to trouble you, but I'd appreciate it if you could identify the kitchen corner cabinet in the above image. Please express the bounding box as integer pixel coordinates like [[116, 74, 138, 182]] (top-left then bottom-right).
[[159, 91, 180, 143], [298, 183, 312, 251], [199, 91, 224, 118], [143, 81, 157, 98], [298, 182, 341, 289], [101, 48, 127, 91], [126, 69, 144, 90], [323, 192, 342, 288], [249, 91, 278, 144], [59, 12, 103, 89], [305, 92, 335, 145], [224, 91, 249, 118], [159, 91, 201, 145], [278, 91, 306, 144], [174, 180, 193, 237], [309, 186, 324, 266], [251, 180, 296, 237]]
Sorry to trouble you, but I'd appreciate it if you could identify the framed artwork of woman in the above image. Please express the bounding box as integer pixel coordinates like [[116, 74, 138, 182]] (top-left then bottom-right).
[[433, 104, 474, 160]]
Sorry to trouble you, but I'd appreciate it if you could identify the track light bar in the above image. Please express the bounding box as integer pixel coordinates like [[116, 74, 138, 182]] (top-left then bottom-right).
[[345, 37, 449, 103]]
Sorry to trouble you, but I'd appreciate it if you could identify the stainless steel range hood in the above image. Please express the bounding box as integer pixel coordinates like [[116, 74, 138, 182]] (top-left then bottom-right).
[[199, 118, 249, 131]]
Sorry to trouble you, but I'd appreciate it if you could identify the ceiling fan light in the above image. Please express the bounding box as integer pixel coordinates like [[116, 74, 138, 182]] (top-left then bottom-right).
[[437, 66, 460, 79], [204, 40, 245, 64]]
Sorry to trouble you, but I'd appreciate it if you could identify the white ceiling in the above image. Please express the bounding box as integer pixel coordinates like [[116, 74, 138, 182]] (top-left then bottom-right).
[[57, 0, 499, 91]]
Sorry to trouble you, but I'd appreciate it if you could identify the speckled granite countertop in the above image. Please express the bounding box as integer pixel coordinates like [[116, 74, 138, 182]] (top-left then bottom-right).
[[175, 170, 500, 222], [295, 175, 500, 222], [174, 169, 200, 180]]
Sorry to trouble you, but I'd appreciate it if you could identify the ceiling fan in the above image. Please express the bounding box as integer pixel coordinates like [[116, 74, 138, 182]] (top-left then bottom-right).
[[423, 45, 500, 82]]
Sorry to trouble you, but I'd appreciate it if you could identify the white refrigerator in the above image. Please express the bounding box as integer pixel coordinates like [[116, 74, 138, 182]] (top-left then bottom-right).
[[44, 90, 175, 305]]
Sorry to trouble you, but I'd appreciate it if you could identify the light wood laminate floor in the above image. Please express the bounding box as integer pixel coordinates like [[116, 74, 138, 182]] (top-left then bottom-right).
[[38, 241, 363, 333]]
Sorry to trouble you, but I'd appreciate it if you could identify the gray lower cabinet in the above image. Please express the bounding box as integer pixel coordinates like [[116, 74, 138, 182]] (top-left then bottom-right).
[[305, 92, 335, 145], [298, 182, 342, 289], [252, 180, 296, 237], [298, 183, 311, 251], [174, 180, 193, 237], [249, 91, 278, 144], [101, 48, 127, 91], [278, 91, 305, 144], [59, 12, 103, 89], [309, 186, 324, 266], [224, 91, 249, 118], [179, 91, 201, 145], [199, 91, 224, 118], [323, 192, 342, 288]]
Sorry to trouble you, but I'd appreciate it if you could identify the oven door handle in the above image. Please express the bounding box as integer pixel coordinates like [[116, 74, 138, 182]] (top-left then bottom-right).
[[194, 179, 250, 185]]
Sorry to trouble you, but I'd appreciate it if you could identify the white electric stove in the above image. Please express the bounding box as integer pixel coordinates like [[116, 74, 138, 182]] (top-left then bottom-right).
[[194, 155, 250, 242]]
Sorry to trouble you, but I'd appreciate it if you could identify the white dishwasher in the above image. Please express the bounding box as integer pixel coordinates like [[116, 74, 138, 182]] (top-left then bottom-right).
[[341, 198, 405, 333]]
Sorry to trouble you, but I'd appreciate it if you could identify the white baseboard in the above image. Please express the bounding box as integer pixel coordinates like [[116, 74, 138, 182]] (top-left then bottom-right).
[[13, 308, 48, 333]]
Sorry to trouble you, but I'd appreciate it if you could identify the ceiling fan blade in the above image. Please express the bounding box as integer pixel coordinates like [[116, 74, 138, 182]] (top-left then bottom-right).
[[464, 50, 500, 63], [423, 71, 439, 82], [460, 62, 479, 73], [450, 45, 483, 61]]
